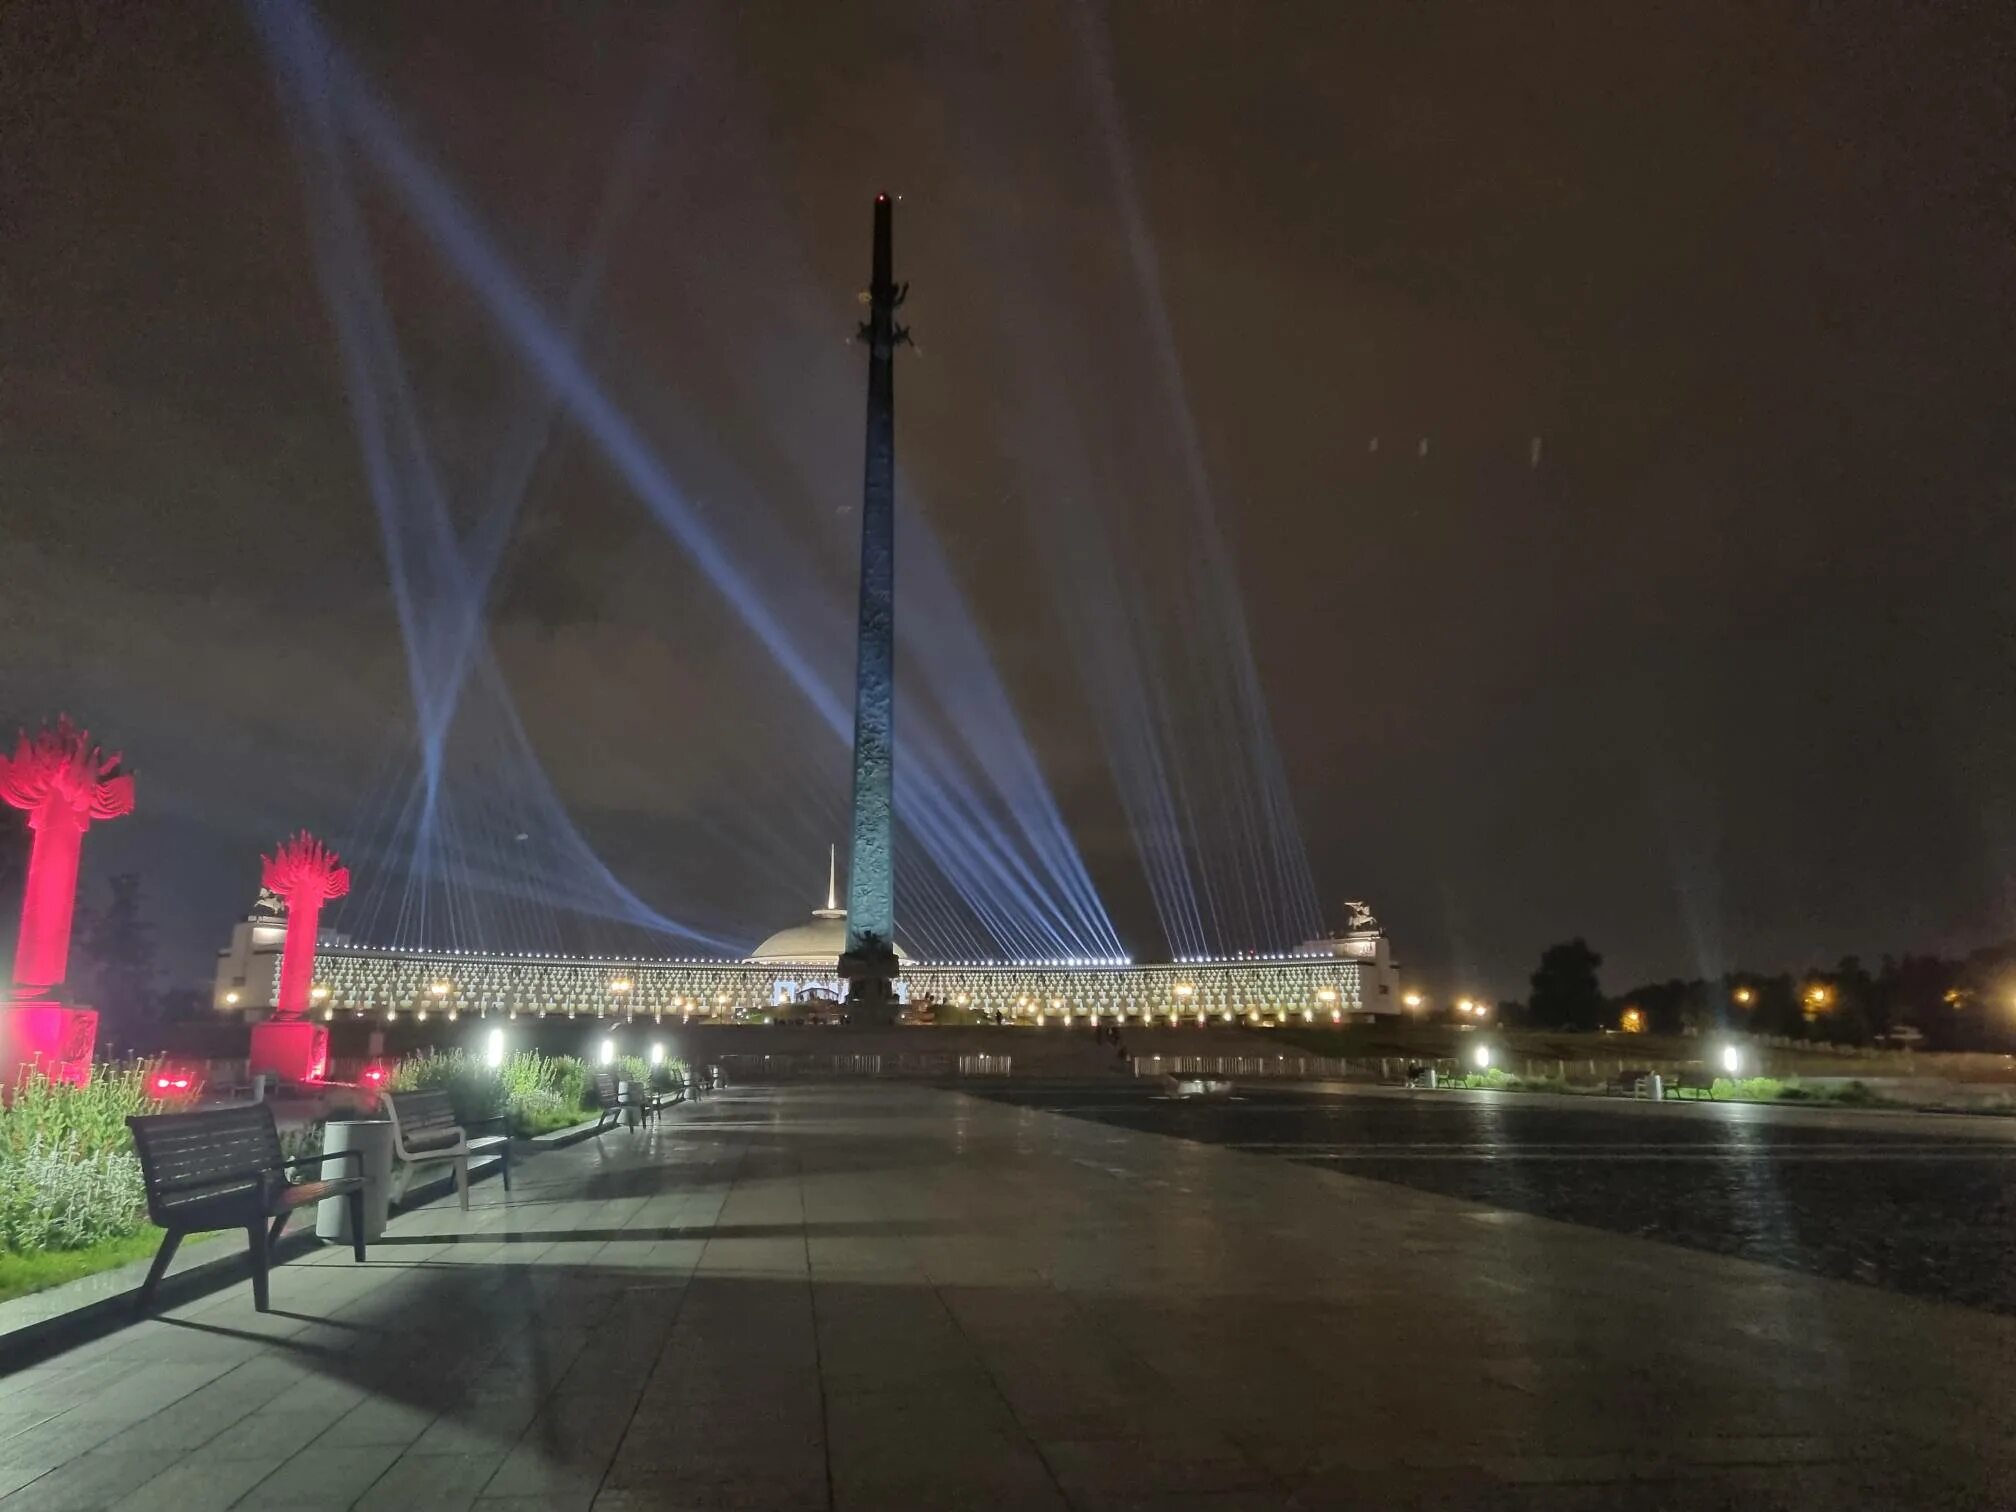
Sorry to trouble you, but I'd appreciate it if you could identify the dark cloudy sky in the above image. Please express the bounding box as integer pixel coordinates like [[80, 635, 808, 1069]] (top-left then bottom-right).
[[3, 1, 2013, 998]]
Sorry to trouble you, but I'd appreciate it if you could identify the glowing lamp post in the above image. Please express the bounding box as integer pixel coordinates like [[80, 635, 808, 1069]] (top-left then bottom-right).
[[0, 718, 134, 1088], [247, 832, 349, 1085]]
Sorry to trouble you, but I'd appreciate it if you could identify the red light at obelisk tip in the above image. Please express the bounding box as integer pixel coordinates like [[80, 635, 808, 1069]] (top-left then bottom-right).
[[248, 832, 349, 1085], [0, 717, 132, 1088]]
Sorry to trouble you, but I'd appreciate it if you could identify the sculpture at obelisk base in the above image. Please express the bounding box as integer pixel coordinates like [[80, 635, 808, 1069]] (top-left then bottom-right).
[[0, 718, 135, 1089], [247, 832, 348, 1084]]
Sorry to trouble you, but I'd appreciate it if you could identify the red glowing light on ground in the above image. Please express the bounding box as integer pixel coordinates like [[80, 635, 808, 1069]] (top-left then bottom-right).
[[361, 1065, 387, 1086], [147, 1067, 198, 1098]]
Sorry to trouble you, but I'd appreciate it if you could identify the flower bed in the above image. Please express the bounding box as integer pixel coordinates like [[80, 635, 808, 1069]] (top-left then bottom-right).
[[0, 1063, 191, 1301]]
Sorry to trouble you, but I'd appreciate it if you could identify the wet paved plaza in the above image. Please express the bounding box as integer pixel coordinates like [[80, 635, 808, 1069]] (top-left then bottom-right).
[[973, 1081, 2016, 1313], [1, 1084, 2013, 1509]]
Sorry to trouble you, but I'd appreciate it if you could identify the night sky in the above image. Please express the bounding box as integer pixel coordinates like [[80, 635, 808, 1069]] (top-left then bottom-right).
[[3, 2, 2013, 998]]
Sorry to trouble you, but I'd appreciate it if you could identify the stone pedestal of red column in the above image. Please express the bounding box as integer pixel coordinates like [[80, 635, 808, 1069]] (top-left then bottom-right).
[[249, 1018, 330, 1084], [0, 1002, 98, 1090]]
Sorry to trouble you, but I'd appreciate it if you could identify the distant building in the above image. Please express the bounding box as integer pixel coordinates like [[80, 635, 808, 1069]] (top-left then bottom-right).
[[212, 871, 1406, 1028], [213, 892, 349, 1017]]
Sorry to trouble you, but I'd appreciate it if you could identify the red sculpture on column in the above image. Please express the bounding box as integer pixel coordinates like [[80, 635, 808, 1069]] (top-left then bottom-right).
[[0, 718, 135, 1088], [247, 832, 348, 1084]]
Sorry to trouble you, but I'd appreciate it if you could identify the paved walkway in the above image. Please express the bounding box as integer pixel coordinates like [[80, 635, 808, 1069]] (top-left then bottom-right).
[[0, 1085, 2010, 1509]]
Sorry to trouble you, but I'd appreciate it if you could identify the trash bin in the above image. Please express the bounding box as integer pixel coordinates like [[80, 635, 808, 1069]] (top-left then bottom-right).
[[317, 1118, 394, 1245], [618, 1081, 647, 1128], [1647, 1073, 1664, 1101]]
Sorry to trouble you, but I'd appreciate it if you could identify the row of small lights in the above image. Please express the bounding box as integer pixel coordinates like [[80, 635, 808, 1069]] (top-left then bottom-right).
[[1172, 951, 1335, 964], [1401, 991, 1492, 1016], [234, 984, 1356, 1022], [1452, 1042, 1748, 1074], [354, 946, 1138, 969]]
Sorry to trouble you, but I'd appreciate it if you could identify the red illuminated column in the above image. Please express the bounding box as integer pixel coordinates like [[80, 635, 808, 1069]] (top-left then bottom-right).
[[249, 833, 347, 1085], [262, 833, 349, 1019], [0, 719, 135, 996]]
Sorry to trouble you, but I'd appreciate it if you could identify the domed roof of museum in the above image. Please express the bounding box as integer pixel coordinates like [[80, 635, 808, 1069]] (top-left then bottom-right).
[[746, 849, 908, 966]]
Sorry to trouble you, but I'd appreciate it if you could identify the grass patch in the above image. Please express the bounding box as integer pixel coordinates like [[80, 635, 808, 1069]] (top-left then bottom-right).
[[0, 1229, 219, 1305], [517, 1104, 592, 1136]]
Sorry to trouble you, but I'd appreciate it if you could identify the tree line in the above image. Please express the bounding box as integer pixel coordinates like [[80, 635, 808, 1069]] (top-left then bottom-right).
[[1509, 937, 2016, 1052]]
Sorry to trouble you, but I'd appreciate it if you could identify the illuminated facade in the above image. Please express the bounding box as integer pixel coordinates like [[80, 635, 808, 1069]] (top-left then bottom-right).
[[296, 946, 1387, 1026], [217, 871, 1403, 1028]]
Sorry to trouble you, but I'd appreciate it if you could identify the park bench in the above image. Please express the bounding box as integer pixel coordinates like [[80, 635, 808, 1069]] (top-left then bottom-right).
[[382, 1088, 512, 1209], [126, 1104, 366, 1315], [593, 1069, 680, 1130], [1667, 1070, 1717, 1101], [1607, 1068, 1654, 1096]]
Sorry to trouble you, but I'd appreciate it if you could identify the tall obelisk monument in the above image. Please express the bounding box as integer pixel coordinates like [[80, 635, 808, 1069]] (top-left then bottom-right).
[[839, 193, 907, 1019]]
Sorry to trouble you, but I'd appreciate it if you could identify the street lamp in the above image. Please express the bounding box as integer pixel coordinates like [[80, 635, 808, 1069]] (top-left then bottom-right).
[[1720, 1043, 1743, 1075], [1402, 991, 1424, 1011], [1732, 986, 1755, 1007], [1472, 1044, 1493, 1070]]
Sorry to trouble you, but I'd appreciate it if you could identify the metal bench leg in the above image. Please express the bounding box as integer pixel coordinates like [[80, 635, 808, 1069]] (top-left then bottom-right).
[[134, 1230, 181, 1314], [245, 1222, 271, 1313], [268, 1210, 290, 1255], [347, 1189, 366, 1261], [500, 1144, 512, 1192]]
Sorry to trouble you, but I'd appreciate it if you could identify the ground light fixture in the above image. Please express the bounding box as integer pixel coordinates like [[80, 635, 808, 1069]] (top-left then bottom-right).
[[485, 1027, 505, 1068], [649, 1042, 665, 1066], [1472, 1044, 1493, 1070], [1721, 1043, 1744, 1075], [599, 1038, 616, 1066]]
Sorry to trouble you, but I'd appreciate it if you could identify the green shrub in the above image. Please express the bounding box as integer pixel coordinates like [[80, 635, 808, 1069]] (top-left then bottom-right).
[[0, 1139, 145, 1252], [1, 1063, 168, 1160], [1451, 1067, 1522, 1091], [530, 1054, 591, 1120], [389, 1048, 595, 1137], [1708, 1075, 1788, 1102], [390, 1048, 509, 1124], [0, 1064, 177, 1255]]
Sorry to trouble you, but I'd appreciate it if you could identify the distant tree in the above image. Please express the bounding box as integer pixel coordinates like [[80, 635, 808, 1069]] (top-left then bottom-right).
[[155, 986, 210, 1024], [73, 873, 157, 1051], [1875, 953, 1956, 1044], [1611, 977, 1722, 1037], [1825, 955, 1876, 1044], [1528, 939, 1605, 1030]]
